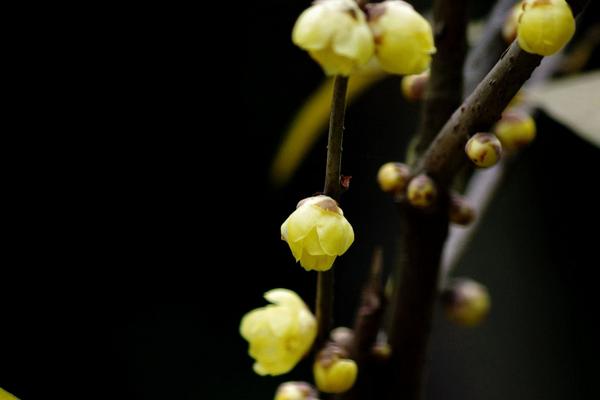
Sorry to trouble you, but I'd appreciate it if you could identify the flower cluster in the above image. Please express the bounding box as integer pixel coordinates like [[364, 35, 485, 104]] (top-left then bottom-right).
[[293, 0, 435, 76]]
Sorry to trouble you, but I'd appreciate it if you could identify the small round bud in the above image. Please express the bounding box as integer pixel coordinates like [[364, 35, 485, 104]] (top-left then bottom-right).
[[275, 382, 319, 400], [493, 110, 536, 152], [367, 1, 436, 75], [407, 174, 437, 208], [517, 0, 575, 56], [465, 133, 503, 168], [502, 2, 523, 44], [377, 162, 411, 193], [401, 71, 429, 102], [330, 327, 354, 349], [441, 278, 491, 327], [449, 194, 476, 226], [313, 346, 358, 394], [372, 342, 392, 360], [292, 0, 374, 76]]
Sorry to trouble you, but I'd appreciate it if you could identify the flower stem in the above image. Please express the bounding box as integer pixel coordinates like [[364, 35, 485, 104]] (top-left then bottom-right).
[[317, 75, 349, 346], [323, 76, 349, 201]]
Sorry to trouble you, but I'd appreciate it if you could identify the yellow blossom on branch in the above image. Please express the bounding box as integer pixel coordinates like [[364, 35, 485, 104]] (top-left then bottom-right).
[[240, 289, 317, 376], [292, 0, 374, 76], [281, 195, 354, 271]]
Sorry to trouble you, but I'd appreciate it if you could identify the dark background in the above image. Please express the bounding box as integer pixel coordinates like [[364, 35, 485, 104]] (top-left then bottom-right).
[[1, 1, 598, 399]]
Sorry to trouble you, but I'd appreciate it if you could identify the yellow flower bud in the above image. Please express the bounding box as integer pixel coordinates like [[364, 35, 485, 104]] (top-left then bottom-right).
[[281, 195, 354, 272], [517, 0, 575, 56], [240, 289, 317, 376], [292, 0, 374, 76], [367, 1, 436, 75], [313, 351, 358, 394], [493, 110, 536, 152], [401, 70, 429, 101], [465, 132, 502, 168], [377, 162, 411, 194], [407, 174, 437, 208], [442, 278, 491, 327], [275, 382, 319, 400]]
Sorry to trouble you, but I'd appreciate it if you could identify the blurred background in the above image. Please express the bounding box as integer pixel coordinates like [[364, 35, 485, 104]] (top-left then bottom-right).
[[1, 1, 598, 399]]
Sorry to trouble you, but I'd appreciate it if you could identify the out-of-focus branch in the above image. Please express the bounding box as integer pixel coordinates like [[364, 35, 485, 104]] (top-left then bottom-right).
[[413, 0, 468, 157], [340, 248, 385, 400], [384, 1, 467, 399], [464, 0, 518, 95]]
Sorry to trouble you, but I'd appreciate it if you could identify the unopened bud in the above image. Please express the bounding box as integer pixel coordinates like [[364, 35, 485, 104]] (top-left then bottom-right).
[[377, 162, 411, 194], [407, 174, 437, 208], [313, 345, 358, 394], [441, 278, 491, 327], [465, 133, 502, 168], [275, 382, 319, 400], [401, 71, 429, 101], [493, 110, 536, 152], [517, 0, 575, 56], [449, 194, 476, 226]]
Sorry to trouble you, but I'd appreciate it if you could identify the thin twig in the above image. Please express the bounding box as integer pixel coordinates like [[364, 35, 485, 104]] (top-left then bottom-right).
[[316, 76, 349, 346]]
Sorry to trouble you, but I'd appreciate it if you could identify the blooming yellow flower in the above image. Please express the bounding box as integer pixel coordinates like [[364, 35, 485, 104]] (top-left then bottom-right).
[[281, 195, 354, 271], [517, 0, 575, 56], [314, 356, 358, 393], [367, 1, 436, 75], [292, 0, 374, 76], [240, 289, 317, 376]]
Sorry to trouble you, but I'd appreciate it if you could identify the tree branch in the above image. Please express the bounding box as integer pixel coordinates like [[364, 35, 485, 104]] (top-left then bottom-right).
[[384, 1, 588, 399], [418, 0, 589, 185], [317, 76, 349, 346], [413, 0, 467, 157]]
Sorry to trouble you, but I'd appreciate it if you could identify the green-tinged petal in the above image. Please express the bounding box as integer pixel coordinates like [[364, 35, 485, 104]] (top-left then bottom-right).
[[302, 229, 326, 255], [292, 6, 335, 51], [316, 212, 354, 255], [281, 217, 290, 241], [240, 309, 269, 340], [309, 49, 355, 76], [287, 204, 322, 242], [300, 252, 336, 271], [0, 388, 19, 400], [288, 239, 304, 261], [264, 289, 305, 309], [333, 23, 374, 63]]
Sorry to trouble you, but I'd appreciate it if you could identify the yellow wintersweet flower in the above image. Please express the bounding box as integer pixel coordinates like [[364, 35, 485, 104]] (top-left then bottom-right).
[[292, 0, 374, 76], [281, 195, 354, 271], [240, 289, 317, 376], [517, 0, 575, 56], [367, 1, 436, 75], [0, 387, 19, 400]]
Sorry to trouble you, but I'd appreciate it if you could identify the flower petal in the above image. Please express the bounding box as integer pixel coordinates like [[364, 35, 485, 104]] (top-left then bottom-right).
[[287, 204, 322, 242], [264, 288, 305, 309], [316, 213, 354, 255], [300, 252, 336, 271]]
